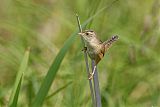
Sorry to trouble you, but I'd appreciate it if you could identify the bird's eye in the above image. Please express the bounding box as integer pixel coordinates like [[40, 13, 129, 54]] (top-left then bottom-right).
[[86, 32, 89, 35]]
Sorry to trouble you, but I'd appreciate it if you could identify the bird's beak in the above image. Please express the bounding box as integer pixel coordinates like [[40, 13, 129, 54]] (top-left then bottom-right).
[[78, 32, 84, 36]]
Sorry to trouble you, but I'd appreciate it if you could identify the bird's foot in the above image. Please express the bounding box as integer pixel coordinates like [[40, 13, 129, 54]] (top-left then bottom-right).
[[82, 47, 87, 52], [88, 72, 94, 80], [88, 66, 96, 80]]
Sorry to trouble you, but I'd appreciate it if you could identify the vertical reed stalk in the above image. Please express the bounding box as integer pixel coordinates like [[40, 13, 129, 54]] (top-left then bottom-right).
[[76, 14, 96, 107], [92, 60, 102, 107]]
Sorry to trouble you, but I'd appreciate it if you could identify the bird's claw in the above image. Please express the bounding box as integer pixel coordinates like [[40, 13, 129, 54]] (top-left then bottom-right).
[[88, 72, 94, 80], [82, 47, 87, 52], [88, 66, 96, 80]]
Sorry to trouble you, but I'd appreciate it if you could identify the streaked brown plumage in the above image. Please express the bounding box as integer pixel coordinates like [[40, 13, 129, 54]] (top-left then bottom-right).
[[78, 30, 118, 79], [79, 30, 118, 64]]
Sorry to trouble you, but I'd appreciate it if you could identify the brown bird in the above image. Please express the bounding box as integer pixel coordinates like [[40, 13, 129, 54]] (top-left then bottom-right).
[[78, 30, 119, 79]]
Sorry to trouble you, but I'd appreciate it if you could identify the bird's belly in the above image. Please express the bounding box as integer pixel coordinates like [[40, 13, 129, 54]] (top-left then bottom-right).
[[87, 48, 100, 60], [86, 42, 102, 60], [87, 50, 95, 59]]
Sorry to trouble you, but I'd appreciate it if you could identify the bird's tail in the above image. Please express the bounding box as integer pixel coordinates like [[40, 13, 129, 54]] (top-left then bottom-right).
[[103, 35, 119, 51]]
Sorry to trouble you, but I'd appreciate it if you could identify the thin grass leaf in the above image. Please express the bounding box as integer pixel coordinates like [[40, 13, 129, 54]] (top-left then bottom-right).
[[9, 48, 30, 106], [87, 0, 102, 28], [31, 5, 114, 106], [31, 31, 77, 107], [10, 75, 23, 107], [46, 81, 72, 100]]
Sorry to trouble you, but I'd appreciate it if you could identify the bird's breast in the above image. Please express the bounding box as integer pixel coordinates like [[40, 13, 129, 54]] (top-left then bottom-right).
[[86, 43, 102, 59]]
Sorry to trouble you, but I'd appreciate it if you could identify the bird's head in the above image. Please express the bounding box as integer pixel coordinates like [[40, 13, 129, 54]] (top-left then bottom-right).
[[78, 30, 97, 43]]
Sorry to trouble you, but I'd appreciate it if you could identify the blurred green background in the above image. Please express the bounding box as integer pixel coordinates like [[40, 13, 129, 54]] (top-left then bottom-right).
[[0, 0, 160, 107]]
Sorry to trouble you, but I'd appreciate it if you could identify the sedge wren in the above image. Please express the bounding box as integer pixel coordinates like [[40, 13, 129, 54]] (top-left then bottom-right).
[[78, 30, 119, 79]]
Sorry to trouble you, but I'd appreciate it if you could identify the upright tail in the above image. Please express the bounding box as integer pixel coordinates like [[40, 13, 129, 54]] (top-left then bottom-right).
[[103, 35, 119, 51]]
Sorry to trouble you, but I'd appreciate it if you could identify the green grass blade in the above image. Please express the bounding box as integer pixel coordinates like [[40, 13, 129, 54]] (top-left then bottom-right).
[[46, 81, 72, 100], [32, 31, 77, 107], [9, 48, 30, 106], [32, 5, 115, 107], [10, 75, 23, 107]]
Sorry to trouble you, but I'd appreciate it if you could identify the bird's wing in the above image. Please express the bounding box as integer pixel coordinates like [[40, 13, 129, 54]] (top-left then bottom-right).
[[95, 44, 105, 64]]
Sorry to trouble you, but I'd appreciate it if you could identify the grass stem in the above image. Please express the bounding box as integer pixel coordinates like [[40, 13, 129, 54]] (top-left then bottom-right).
[[92, 60, 102, 107], [76, 14, 96, 107]]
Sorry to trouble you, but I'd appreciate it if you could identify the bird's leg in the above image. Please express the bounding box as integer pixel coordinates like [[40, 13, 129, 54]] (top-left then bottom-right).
[[88, 65, 96, 80]]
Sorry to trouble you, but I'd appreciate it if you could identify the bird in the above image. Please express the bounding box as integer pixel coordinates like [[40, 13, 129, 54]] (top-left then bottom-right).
[[78, 30, 119, 79]]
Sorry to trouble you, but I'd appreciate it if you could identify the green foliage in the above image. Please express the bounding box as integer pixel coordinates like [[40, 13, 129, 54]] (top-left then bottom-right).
[[31, 30, 77, 107], [9, 48, 30, 107], [0, 0, 160, 107]]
